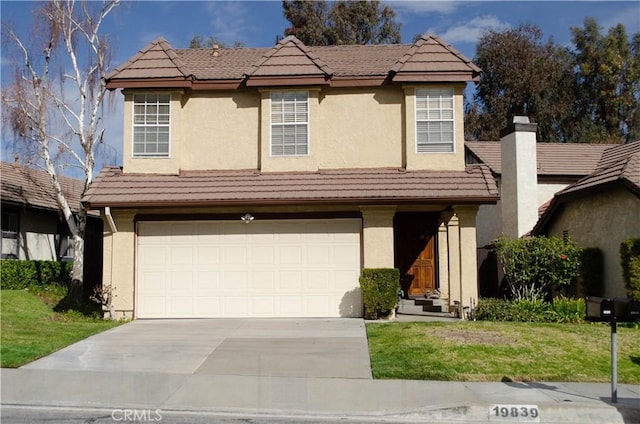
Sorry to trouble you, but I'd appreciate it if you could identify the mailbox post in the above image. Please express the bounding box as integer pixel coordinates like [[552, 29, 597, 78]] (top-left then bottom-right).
[[585, 297, 640, 403]]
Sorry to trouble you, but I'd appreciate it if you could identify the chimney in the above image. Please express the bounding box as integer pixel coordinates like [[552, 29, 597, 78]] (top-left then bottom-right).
[[500, 116, 538, 239], [212, 44, 220, 57]]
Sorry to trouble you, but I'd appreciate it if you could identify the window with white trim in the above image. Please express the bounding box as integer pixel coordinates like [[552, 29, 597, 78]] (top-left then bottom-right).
[[270, 91, 309, 156], [415, 88, 454, 153], [133, 94, 170, 157]]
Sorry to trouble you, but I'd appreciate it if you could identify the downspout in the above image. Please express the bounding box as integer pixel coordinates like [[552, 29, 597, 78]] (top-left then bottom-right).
[[105, 207, 118, 233]]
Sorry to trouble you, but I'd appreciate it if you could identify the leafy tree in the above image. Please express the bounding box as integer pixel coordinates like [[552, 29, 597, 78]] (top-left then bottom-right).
[[2, 0, 119, 303], [571, 18, 640, 143], [493, 237, 582, 301], [466, 19, 639, 144], [465, 24, 575, 142], [189, 35, 244, 48], [282, 0, 401, 46]]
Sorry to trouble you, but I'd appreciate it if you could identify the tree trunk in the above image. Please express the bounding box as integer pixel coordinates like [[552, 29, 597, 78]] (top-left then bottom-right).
[[68, 211, 87, 304]]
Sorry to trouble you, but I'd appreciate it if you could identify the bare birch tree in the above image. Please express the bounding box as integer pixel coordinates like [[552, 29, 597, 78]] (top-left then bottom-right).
[[2, 0, 120, 302]]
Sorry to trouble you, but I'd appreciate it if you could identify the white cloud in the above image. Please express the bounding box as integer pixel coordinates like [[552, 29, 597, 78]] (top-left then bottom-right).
[[598, 4, 640, 33], [390, 0, 460, 15], [434, 15, 511, 44], [204, 1, 250, 46]]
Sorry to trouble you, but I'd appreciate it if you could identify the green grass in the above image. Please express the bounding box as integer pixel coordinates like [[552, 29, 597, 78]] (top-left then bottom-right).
[[366, 321, 640, 383], [1, 289, 123, 368]]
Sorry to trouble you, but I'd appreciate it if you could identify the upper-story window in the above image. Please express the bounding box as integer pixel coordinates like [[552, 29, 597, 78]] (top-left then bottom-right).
[[415, 88, 454, 153], [133, 94, 170, 157], [270, 91, 308, 156]]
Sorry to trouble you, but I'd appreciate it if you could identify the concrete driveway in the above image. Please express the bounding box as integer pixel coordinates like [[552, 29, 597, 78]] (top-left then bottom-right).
[[22, 319, 372, 379]]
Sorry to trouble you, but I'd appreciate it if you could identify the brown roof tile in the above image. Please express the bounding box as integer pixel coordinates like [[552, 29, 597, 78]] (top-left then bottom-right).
[[1, 161, 86, 213], [247, 36, 333, 78], [83, 166, 498, 209], [391, 35, 480, 81], [558, 140, 640, 196], [531, 140, 640, 235], [106, 35, 480, 89], [465, 141, 613, 177], [106, 37, 192, 81]]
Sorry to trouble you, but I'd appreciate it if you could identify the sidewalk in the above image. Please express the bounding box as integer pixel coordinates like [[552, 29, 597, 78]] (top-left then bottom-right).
[[2, 368, 639, 423]]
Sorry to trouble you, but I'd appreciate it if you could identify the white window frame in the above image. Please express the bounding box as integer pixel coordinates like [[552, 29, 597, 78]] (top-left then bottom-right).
[[132, 93, 171, 158], [270, 91, 309, 157], [415, 88, 455, 154]]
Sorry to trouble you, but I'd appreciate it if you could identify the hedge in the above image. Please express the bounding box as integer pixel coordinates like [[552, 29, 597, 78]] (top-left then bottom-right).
[[620, 238, 640, 300], [359, 268, 400, 320], [0, 260, 72, 290]]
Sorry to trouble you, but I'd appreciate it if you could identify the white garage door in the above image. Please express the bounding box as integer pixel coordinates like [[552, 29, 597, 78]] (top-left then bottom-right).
[[136, 219, 362, 318]]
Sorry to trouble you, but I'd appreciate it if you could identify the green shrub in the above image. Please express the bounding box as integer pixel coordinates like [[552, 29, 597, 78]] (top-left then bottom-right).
[[475, 297, 585, 323], [359, 268, 400, 320], [493, 236, 582, 301], [620, 238, 640, 300], [0, 260, 72, 290], [548, 297, 586, 323], [579, 247, 604, 297]]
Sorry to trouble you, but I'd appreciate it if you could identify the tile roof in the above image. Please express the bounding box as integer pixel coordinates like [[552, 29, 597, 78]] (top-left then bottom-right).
[[532, 140, 640, 235], [106, 37, 191, 81], [1, 161, 86, 213], [105, 34, 480, 89], [246, 36, 333, 78], [391, 35, 481, 81], [557, 140, 640, 197], [82, 165, 499, 209], [465, 141, 613, 177]]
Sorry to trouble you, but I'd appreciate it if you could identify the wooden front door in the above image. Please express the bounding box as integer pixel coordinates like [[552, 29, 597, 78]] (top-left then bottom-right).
[[394, 214, 437, 297]]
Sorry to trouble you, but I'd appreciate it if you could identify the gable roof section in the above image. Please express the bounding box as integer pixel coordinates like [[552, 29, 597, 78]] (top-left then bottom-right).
[[106, 35, 480, 90], [532, 140, 640, 235], [245, 36, 333, 86], [1, 161, 85, 214], [465, 141, 612, 178], [391, 35, 480, 82], [105, 37, 193, 88], [557, 140, 640, 197], [82, 165, 499, 209]]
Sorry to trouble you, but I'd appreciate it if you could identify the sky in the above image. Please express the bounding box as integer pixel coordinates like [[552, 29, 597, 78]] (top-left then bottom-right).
[[1, 0, 639, 176]]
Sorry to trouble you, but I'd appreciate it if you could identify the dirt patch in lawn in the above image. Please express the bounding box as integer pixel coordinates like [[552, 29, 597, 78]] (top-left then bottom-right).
[[426, 328, 517, 346]]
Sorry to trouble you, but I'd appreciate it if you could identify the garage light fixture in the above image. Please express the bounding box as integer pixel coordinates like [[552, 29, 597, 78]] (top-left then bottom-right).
[[241, 213, 254, 224]]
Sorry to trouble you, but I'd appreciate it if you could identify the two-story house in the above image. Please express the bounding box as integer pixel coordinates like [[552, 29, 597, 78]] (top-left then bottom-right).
[[83, 35, 498, 319]]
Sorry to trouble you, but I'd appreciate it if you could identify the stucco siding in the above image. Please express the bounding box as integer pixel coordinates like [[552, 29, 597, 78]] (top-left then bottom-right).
[[182, 91, 260, 170], [537, 182, 569, 206], [121, 84, 467, 174], [318, 88, 403, 169], [546, 188, 640, 297]]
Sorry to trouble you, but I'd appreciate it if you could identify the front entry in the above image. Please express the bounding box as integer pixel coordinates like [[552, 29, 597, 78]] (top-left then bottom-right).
[[394, 213, 437, 297]]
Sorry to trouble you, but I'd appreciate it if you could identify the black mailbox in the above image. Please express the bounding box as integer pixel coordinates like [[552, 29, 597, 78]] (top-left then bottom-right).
[[586, 297, 614, 321], [612, 298, 640, 322]]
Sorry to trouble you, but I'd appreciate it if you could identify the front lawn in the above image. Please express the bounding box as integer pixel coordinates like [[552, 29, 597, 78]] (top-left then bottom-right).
[[366, 321, 640, 383], [0, 289, 123, 367]]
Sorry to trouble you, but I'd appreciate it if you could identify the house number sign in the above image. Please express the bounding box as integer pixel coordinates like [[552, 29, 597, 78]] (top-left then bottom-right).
[[489, 404, 540, 422]]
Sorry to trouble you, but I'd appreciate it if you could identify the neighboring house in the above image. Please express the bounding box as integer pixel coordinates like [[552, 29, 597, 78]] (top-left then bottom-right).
[[83, 35, 499, 319], [0, 161, 103, 284], [465, 122, 612, 296], [532, 140, 640, 298]]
